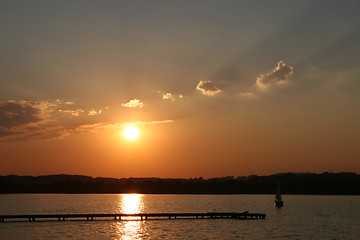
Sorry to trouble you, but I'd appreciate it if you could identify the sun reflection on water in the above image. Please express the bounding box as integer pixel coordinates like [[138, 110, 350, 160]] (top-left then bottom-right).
[[120, 194, 143, 214], [116, 194, 145, 239]]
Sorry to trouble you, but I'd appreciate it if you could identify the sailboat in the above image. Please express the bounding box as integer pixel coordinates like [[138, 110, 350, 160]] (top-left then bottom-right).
[[274, 183, 284, 207]]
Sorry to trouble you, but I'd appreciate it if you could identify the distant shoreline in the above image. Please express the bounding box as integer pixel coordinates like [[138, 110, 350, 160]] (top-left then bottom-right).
[[1, 172, 359, 195], [1, 193, 360, 196]]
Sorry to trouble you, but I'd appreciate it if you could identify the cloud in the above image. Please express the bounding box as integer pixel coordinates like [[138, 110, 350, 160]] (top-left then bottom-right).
[[256, 60, 294, 89], [0, 99, 111, 141], [88, 109, 102, 116], [74, 120, 174, 135], [59, 109, 84, 116], [158, 91, 183, 101], [64, 120, 174, 138], [163, 93, 175, 101], [0, 100, 64, 141], [0, 101, 42, 128], [0, 98, 174, 142], [0, 101, 173, 141], [74, 123, 110, 134], [122, 99, 144, 108], [120, 120, 174, 128], [196, 81, 222, 96]]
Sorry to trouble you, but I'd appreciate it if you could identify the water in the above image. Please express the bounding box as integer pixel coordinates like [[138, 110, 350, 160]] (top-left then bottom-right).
[[0, 194, 359, 239]]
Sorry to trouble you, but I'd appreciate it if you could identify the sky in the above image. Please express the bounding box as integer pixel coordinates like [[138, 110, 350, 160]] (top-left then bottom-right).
[[1, 0, 360, 178]]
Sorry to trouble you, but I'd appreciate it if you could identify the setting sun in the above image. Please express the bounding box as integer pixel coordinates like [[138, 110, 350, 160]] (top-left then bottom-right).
[[123, 126, 139, 140]]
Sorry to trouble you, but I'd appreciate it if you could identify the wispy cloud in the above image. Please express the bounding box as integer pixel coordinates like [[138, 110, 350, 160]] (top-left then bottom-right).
[[119, 120, 174, 128], [73, 120, 174, 135], [122, 99, 144, 108], [68, 120, 175, 138], [238, 92, 256, 97], [256, 60, 294, 89], [59, 109, 84, 116], [196, 81, 222, 96]]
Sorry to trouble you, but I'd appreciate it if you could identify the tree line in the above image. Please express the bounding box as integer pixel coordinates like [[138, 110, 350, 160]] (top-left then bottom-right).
[[0, 172, 359, 194]]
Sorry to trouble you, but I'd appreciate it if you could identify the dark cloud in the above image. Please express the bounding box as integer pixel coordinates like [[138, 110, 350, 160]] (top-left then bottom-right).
[[0, 100, 73, 141], [196, 81, 222, 96], [0, 101, 42, 128], [0, 99, 175, 142], [256, 61, 293, 89]]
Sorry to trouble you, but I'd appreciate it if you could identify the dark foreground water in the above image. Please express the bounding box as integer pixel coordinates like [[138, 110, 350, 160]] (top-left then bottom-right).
[[0, 194, 359, 239]]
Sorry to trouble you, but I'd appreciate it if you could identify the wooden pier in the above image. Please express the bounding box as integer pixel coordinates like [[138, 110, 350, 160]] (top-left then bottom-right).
[[0, 212, 266, 222]]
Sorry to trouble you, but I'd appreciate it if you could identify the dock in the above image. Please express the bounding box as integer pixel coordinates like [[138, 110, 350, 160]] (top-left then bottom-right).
[[0, 212, 266, 222]]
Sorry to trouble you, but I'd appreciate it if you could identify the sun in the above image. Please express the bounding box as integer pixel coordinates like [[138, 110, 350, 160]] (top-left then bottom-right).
[[123, 126, 139, 140]]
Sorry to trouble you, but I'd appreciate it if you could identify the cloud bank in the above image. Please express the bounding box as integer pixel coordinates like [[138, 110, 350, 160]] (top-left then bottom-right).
[[0, 99, 174, 142], [0, 100, 58, 139], [0, 100, 110, 141]]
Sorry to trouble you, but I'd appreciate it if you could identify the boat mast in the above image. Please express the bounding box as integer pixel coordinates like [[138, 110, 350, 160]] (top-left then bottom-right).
[[276, 183, 282, 200]]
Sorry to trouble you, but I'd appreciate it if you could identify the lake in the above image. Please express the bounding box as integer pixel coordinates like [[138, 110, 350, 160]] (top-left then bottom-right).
[[0, 194, 359, 239]]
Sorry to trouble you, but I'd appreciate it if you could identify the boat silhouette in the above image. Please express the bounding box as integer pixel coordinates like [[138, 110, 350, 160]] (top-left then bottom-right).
[[274, 182, 284, 207]]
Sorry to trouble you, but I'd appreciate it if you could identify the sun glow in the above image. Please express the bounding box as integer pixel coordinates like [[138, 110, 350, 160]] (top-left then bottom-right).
[[123, 126, 139, 140]]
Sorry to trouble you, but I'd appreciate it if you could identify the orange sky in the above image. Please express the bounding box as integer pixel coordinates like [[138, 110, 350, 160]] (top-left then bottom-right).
[[1, 1, 360, 178]]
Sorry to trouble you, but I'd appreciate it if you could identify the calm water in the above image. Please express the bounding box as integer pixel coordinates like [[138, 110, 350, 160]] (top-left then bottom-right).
[[0, 194, 359, 239]]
